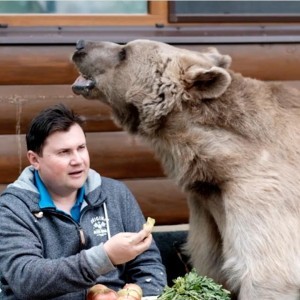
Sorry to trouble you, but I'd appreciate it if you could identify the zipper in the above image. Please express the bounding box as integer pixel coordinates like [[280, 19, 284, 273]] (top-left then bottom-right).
[[40, 201, 107, 249], [78, 227, 86, 246], [41, 209, 86, 249]]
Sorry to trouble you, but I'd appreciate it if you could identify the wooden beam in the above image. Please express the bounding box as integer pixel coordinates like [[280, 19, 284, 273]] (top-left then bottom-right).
[[124, 178, 188, 225], [0, 85, 119, 134], [0, 46, 77, 85], [0, 132, 164, 183], [0, 178, 188, 225], [2, 44, 300, 85], [1, 81, 299, 135]]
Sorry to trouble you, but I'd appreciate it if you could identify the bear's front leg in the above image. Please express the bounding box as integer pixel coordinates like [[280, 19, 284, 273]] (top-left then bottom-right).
[[222, 193, 300, 300], [187, 195, 226, 285]]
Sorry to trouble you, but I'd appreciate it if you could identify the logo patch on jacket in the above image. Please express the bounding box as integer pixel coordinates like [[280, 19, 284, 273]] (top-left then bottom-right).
[[91, 216, 108, 237]]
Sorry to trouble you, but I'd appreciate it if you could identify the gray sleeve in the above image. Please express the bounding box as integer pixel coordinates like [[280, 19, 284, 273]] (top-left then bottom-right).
[[84, 243, 115, 275], [0, 195, 113, 299]]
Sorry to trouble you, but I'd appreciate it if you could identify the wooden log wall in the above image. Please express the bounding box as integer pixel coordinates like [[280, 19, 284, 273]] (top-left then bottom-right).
[[1, 42, 300, 225]]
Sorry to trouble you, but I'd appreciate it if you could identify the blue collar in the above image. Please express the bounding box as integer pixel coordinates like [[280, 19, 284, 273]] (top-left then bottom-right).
[[34, 170, 85, 222]]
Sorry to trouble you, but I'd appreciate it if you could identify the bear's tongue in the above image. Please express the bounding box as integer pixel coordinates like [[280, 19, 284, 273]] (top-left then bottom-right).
[[72, 75, 95, 95]]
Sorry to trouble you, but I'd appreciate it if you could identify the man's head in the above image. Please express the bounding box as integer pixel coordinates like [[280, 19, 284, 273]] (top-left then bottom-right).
[[26, 104, 90, 196], [26, 103, 84, 155]]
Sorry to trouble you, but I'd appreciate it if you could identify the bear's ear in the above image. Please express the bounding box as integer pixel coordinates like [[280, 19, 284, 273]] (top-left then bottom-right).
[[183, 65, 231, 99]]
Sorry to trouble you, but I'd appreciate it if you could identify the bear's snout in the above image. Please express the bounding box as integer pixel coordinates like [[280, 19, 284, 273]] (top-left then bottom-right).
[[76, 39, 85, 51], [72, 40, 89, 64]]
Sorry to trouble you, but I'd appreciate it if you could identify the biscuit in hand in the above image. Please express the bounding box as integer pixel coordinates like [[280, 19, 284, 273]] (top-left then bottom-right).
[[143, 217, 155, 233]]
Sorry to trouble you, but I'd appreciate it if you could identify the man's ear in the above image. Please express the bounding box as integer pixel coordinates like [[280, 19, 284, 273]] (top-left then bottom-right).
[[183, 65, 231, 99], [27, 150, 40, 170]]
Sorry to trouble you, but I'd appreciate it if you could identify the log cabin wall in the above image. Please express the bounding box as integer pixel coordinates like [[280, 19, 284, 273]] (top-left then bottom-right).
[[1, 26, 300, 225]]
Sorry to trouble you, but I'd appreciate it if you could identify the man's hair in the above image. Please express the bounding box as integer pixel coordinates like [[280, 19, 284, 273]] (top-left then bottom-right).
[[26, 103, 84, 155]]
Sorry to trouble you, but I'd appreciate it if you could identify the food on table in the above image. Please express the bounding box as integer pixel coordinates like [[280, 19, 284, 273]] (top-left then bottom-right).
[[117, 283, 143, 300], [87, 284, 118, 300], [87, 283, 144, 300]]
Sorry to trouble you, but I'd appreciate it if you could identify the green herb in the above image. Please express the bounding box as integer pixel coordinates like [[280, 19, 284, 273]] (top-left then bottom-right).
[[157, 269, 231, 300]]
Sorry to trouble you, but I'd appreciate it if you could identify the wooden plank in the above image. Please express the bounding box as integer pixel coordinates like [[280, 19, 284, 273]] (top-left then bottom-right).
[[1, 81, 300, 135], [0, 46, 77, 85], [0, 177, 188, 225], [0, 85, 120, 135], [0, 132, 164, 183], [87, 132, 164, 179], [124, 178, 188, 225], [0, 135, 22, 182], [1, 44, 300, 85]]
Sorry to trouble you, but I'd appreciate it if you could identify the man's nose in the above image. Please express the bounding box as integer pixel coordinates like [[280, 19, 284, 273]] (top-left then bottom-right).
[[76, 40, 85, 51], [71, 151, 83, 163]]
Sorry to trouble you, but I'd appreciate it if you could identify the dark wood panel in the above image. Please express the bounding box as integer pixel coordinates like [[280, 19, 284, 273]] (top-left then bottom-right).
[[1, 44, 300, 85], [0, 132, 164, 183], [124, 179, 188, 225], [0, 46, 77, 85], [0, 85, 120, 134], [0, 178, 188, 225], [1, 81, 300, 135], [87, 132, 164, 179], [0, 135, 22, 182]]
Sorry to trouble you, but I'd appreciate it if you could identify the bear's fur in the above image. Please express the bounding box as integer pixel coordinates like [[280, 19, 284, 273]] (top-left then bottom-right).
[[72, 39, 300, 299]]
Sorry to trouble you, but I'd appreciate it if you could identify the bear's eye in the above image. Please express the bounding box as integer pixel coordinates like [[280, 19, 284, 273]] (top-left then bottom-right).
[[119, 48, 126, 61], [158, 93, 165, 102]]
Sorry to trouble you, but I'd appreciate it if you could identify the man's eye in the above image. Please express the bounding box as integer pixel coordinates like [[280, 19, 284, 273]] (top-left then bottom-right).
[[119, 48, 126, 61], [59, 150, 69, 155]]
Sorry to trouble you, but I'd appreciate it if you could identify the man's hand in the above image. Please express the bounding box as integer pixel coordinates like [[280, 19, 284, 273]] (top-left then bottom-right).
[[103, 229, 152, 265]]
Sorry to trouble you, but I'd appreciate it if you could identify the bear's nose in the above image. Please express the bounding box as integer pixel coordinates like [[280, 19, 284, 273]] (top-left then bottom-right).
[[76, 40, 85, 51]]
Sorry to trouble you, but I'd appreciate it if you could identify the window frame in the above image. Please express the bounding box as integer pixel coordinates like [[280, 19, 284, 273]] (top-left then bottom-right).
[[0, 1, 168, 26], [168, 1, 300, 23], [1, 1, 300, 45]]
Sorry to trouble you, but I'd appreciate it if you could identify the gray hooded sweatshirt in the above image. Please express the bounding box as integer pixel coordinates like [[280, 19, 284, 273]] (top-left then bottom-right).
[[0, 166, 167, 299]]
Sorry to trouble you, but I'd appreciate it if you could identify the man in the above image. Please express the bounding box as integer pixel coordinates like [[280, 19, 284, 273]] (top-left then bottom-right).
[[0, 104, 167, 299]]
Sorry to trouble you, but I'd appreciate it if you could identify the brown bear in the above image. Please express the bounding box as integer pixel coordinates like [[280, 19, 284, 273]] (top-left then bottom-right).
[[72, 39, 300, 299]]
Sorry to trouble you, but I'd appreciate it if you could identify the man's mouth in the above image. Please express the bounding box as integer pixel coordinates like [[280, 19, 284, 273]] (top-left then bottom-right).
[[72, 75, 95, 96], [69, 170, 83, 176]]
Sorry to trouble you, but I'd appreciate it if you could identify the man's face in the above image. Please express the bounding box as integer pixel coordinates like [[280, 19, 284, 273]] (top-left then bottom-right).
[[29, 124, 90, 197]]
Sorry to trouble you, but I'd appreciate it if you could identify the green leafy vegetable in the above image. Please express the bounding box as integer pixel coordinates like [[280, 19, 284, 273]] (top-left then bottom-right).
[[157, 269, 231, 300]]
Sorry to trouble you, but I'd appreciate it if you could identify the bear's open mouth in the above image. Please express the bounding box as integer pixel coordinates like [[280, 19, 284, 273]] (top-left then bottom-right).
[[72, 75, 95, 96]]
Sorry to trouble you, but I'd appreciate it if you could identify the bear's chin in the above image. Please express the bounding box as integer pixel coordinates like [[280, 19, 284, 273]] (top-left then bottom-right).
[[72, 75, 96, 98]]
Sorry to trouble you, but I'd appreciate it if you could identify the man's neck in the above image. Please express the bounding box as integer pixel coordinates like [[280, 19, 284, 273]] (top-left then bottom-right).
[[51, 192, 77, 215]]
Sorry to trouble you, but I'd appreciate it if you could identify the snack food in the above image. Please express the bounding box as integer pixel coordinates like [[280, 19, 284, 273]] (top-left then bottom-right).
[[87, 283, 144, 300], [118, 283, 143, 299], [87, 284, 118, 300], [143, 217, 155, 232], [117, 283, 143, 300], [117, 289, 140, 299]]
